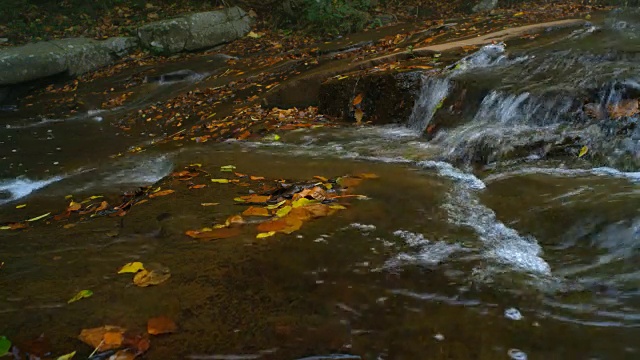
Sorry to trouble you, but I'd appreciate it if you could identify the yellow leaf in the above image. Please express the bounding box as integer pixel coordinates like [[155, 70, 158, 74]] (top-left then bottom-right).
[[27, 212, 51, 222], [220, 165, 236, 172], [514, 11, 524, 16], [276, 205, 292, 218], [15, 204, 26, 209], [578, 146, 589, 158], [56, 351, 76, 360], [189, 163, 203, 167], [292, 198, 316, 208], [247, 31, 261, 38], [117, 262, 145, 274], [256, 231, 276, 239], [354, 109, 364, 125], [68, 289, 93, 304], [266, 200, 286, 209], [211, 179, 230, 183]]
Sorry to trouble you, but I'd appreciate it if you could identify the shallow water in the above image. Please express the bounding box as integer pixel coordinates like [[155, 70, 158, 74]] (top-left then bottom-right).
[[2, 11, 640, 360]]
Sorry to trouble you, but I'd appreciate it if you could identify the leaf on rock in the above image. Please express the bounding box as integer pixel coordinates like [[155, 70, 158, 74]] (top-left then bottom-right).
[[68, 290, 93, 304], [147, 316, 178, 335], [133, 265, 171, 287], [0, 336, 11, 356], [78, 326, 126, 351], [256, 231, 276, 239], [242, 207, 270, 217], [578, 145, 589, 158], [56, 351, 76, 360], [118, 262, 145, 274], [148, 190, 175, 198], [185, 227, 241, 240]]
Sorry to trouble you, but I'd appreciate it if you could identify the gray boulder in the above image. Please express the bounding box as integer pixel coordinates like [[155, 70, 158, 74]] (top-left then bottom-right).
[[0, 37, 138, 86], [473, 0, 498, 12], [137, 7, 251, 55]]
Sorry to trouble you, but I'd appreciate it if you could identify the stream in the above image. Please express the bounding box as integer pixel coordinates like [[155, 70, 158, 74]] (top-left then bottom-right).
[[2, 9, 640, 360]]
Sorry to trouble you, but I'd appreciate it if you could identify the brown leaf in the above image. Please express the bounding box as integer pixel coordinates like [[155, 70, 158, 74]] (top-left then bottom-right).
[[184, 227, 242, 240], [78, 325, 126, 351], [133, 265, 171, 287], [242, 206, 271, 217], [149, 189, 175, 198], [147, 316, 178, 335], [352, 93, 364, 106]]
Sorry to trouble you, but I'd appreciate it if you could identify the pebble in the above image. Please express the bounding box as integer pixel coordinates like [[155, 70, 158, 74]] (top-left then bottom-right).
[[504, 308, 523, 321]]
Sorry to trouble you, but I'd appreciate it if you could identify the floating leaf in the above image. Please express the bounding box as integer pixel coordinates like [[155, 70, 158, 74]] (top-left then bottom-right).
[[56, 351, 76, 360], [148, 189, 175, 198], [220, 165, 236, 172], [242, 207, 270, 217], [211, 179, 230, 183], [78, 326, 126, 351], [15, 204, 26, 209], [118, 262, 145, 274], [68, 289, 93, 304], [147, 316, 178, 335], [133, 265, 171, 287], [578, 146, 589, 158], [256, 231, 276, 239], [0, 336, 10, 356], [26, 212, 51, 222], [237, 194, 270, 204], [200, 202, 219, 206], [276, 205, 292, 217]]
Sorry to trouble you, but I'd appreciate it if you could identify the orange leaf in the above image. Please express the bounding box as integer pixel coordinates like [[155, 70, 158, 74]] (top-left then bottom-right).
[[250, 176, 265, 181], [184, 227, 242, 240], [189, 184, 206, 189], [313, 176, 328, 182], [239, 194, 271, 204], [67, 202, 82, 212], [149, 189, 175, 198], [104, 331, 124, 346], [352, 93, 364, 106], [242, 206, 271, 217], [147, 316, 178, 335], [78, 326, 126, 351], [95, 201, 109, 212]]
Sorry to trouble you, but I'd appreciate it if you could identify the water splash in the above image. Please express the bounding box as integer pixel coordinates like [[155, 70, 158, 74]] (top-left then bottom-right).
[[407, 75, 451, 132], [0, 176, 63, 205]]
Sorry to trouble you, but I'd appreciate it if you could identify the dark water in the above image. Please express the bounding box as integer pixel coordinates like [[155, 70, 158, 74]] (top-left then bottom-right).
[[2, 11, 640, 360]]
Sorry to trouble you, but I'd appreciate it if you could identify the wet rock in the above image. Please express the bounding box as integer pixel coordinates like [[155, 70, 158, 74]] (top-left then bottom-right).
[[473, 0, 498, 13], [0, 37, 138, 86], [137, 7, 252, 55], [319, 70, 422, 124]]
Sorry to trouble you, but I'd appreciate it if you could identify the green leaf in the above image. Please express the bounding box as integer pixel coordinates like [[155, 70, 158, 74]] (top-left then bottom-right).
[[220, 165, 236, 172], [578, 145, 588, 158], [0, 336, 11, 356], [68, 290, 93, 304], [276, 205, 292, 218], [56, 351, 76, 360], [211, 179, 230, 184]]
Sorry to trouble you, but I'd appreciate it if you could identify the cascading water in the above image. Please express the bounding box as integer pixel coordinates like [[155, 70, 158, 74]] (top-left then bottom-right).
[[406, 75, 450, 132]]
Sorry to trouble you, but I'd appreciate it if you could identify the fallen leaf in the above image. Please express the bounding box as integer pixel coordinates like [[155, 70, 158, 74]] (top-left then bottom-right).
[[276, 205, 292, 217], [237, 194, 271, 204], [352, 93, 364, 106], [104, 331, 124, 347], [67, 202, 82, 211], [185, 227, 241, 240], [211, 179, 230, 183], [337, 176, 362, 188], [147, 316, 178, 335], [354, 109, 364, 125], [189, 184, 207, 189], [95, 201, 110, 212], [118, 262, 145, 274], [15, 204, 26, 209], [148, 189, 175, 198], [514, 11, 525, 16], [220, 165, 236, 172], [313, 176, 328, 182], [122, 333, 150, 355], [0, 336, 10, 356], [26, 212, 51, 222], [329, 204, 347, 210], [56, 351, 76, 360], [266, 200, 286, 209], [1, 223, 28, 230], [133, 265, 171, 287], [225, 215, 245, 226], [247, 31, 261, 39], [250, 176, 265, 181], [63, 224, 76, 229], [256, 231, 276, 239], [242, 207, 271, 217], [68, 290, 93, 304], [578, 145, 589, 158], [78, 326, 126, 351], [292, 198, 316, 208], [358, 173, 379, 179], [200, 202, 219, 206]]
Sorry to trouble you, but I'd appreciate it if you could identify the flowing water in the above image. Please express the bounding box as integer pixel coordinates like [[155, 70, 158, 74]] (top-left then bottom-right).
[[2, 10, 640, 360]]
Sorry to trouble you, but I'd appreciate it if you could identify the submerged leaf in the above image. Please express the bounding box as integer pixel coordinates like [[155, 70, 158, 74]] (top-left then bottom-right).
[[78, 326, 126, 351], [68, 290, 93, 304], [147, 316, 178, 335], [242, 206, 270, 217], [256, 231, 276, 239], [56, 351, 76, 360], [578, 146, 589, 158], [354, 109, 364, 125], [133, 267, 171, 287], [118, 262, 145, 274]]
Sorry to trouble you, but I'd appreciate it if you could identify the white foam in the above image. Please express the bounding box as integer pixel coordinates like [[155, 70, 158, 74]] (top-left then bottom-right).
[[385, 230, 463, 268], [0, 176, 63, 205], [418, 160, 486, 189], [484, 166, 640, 183]]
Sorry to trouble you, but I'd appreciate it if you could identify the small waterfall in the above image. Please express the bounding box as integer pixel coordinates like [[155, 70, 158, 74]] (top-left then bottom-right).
[[406, 75, 451, 132]]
